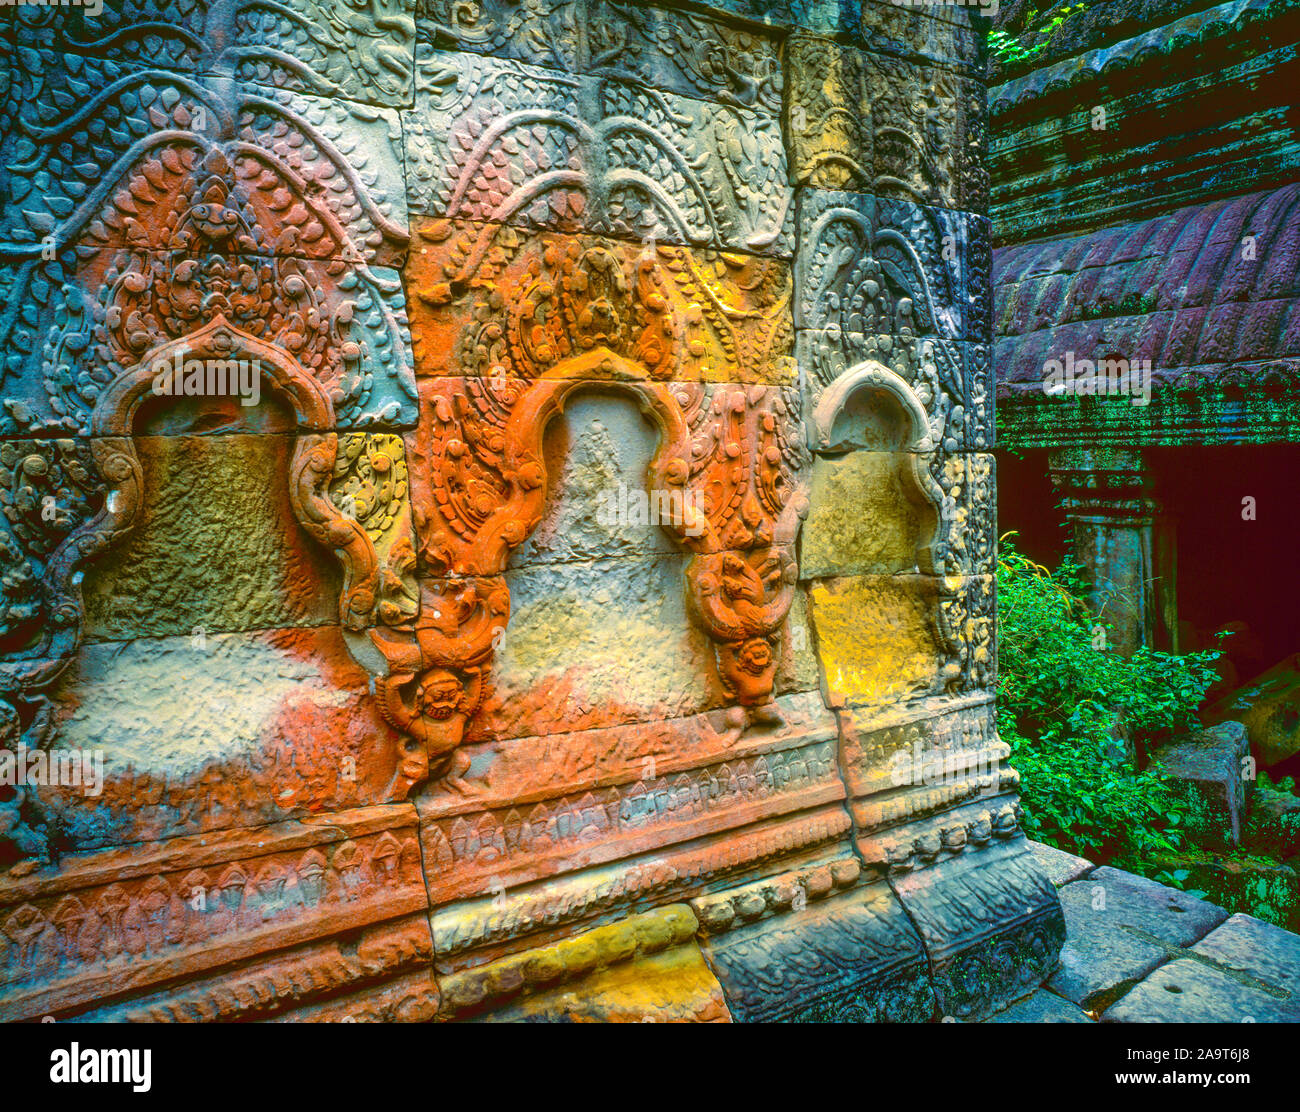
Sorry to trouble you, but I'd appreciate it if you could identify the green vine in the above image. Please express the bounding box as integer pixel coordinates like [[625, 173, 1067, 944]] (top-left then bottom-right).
[[989, 4, 1089, 67]]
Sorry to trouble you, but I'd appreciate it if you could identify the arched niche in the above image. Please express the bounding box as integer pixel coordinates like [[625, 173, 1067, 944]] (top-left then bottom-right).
[[806, 360, 948, 576], [49, 316, 382, 653]]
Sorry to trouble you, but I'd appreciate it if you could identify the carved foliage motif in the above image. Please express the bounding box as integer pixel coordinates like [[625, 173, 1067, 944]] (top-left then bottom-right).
[[15, 0, 417, 107], [421, 0, 783, 111], [0, 821, 425, 1018], [784, 35, 987, 212], [0, 47, 419, 826], [403, 52, 793, 254], [0, 51, 414, 439], [379, 216, 812, 780]]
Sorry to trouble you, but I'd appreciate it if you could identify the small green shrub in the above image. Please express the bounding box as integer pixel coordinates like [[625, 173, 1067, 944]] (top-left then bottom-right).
[[997, 537, 1221, 868]]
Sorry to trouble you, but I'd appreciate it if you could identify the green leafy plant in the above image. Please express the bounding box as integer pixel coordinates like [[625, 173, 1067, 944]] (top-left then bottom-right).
[[997, 536, 1221, 868], [989, 4, 1089, 68]]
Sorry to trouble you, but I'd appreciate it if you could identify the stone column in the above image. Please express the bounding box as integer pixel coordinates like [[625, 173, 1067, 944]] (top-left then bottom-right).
[[1049, 446, 1177, 655]]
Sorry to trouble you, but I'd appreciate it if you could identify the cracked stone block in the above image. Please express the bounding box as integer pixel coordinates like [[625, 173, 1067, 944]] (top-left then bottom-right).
[[784, 34, 987, 212], [1051, 866, 1229, 1013], [1155, 720, 1251, 848], [14, 0, 416, 108], [403, 51, 794, 254], [699, 877, 937, 1022], [891, 835, 1066, 1021], [1028, 840, 1095, 889], [1104, 913, 1300, 1023], [988, 988, 1092, 1023]]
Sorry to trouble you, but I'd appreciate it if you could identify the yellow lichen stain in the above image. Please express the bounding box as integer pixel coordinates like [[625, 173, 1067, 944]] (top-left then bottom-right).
[[810, 577, 939, 707]]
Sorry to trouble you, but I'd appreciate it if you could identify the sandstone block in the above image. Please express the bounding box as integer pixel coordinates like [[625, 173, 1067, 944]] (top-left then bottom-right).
[[784, 34, 987, 212], [406, 222, 795, 385], [1027, 840, 1095, 889], [1105, 913, 1300, 1023], [16, 0, 417, 107], [988, 988, 1092, 1023], [403, 53, 794, 254], [699, 876, 937, 1022], [890, 835, 1065, 1020], [796, 189, 991, 342], [29, 627, 415, 850], [809, 574, 944, 708], [0, 805, 430, 1021], [1155, 720, 1252, 848], [1049, 866, 1229, 1013]]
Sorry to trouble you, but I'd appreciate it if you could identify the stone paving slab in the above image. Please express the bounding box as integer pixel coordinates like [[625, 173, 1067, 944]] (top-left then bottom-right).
[[988, 988, 1093, 1023], [1105, 913, 1300, 1023], [1048, 866, 1229, 1013], [1027, 840, 1095, 889]]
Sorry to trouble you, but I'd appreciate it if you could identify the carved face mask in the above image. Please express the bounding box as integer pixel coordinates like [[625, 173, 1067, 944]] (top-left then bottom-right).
[[417, 672, 464, 721]]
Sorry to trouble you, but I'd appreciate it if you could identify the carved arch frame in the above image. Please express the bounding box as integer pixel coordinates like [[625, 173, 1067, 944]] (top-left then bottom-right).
[[810, 358, 951, 577], [43, 314, 390, 682]]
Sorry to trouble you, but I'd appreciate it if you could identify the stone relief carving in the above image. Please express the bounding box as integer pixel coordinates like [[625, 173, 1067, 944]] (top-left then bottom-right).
[[14, 0, 417, 107], [421, 0, 783, 111], [0, 0, 1055, 1025], [403, 52, 793, 254]]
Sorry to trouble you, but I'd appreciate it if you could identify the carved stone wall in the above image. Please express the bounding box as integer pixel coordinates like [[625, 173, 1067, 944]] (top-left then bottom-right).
[[0, 0, 1061, 1022]]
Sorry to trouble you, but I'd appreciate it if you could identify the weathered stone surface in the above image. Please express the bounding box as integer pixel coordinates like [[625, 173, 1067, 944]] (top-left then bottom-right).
[[15, 0, 417, 107], [83, 433, 343, 641], [837, 694, 1000, 817], [474, 551, 729, 740], [0, 804, 431, 1022], [1208, 653, 1300, 769], [809, 574, 944, 708], [476, 943, 732, 1022], [1155, 720, 1252, 848], [699, 873, 937, 1022], [1027, 840, 1095, 889], [1105, 913, 1300, 1023], [23, 627, 420, 850], [1244, 785, 1300, 861], [1151, 851, 1300, 933], [0, 53, 409, 266], [435, 904, 725, 1020], [784, 34, 987, 212], [988, 988, 1093, 1023], [800, 451, 933, 578], [991, 3, 1297, 245], [0, 0, 1050, 1025], [405, 222, 796, 385], [1049, 866, 1229, 1012], [794, 332, 992, 455], [417, 708, 845, 904], [796, 189, 991, 343], [890, 835, 1065, 1021], [403, 53, 794, 254]]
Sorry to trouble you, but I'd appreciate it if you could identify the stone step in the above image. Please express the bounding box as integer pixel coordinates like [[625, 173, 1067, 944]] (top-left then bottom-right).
[[1104, 913, 1300, 1023]]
